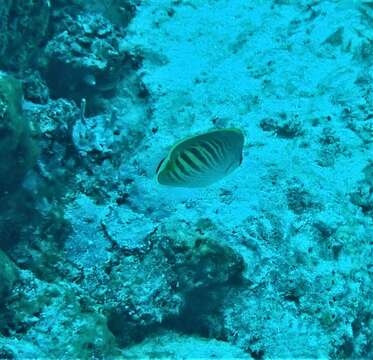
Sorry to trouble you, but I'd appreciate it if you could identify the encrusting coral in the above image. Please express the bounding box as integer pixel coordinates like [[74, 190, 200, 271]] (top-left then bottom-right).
[[0, 73, 38, 191]]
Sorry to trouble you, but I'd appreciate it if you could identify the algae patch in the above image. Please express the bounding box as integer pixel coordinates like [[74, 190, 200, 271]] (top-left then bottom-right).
[[0, 250, 18, 300], [0, 73, 38, 190]]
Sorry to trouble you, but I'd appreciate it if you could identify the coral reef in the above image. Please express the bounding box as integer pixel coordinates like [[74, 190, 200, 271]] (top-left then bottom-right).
[[0, 250, 18, 302], [0, 0, 371, 359], [0, 270, 119, 359], [123, 331, 249, 359], [0, 73, 38, 190], [0, 73, 41, 248], [0, 0, 50, 71], [44, 11, 132, 114]]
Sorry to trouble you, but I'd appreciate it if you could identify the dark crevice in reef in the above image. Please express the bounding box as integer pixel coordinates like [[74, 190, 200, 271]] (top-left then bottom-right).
[[163, 276, 245, 340], [1, 1, 372, 358], [107, 307, 161, 347], [101, 228, 246, 349], [248, 348, 265, 360], [164, 289, 225, 338]]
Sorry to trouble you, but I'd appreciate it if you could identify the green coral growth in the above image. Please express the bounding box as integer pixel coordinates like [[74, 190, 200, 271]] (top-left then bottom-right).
[[0, 73, 38, 191], [0, 250, 18, 302]]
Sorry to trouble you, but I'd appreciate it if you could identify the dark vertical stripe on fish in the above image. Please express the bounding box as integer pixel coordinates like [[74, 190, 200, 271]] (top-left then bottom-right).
[[200, 141, 221, 164], [198, 146, 214, 167], [185, 150, 205, 172], [171, 169, 184, 182], [211, 139, 225, 158], [175, 157, 191, 177], [189, 147, 210, 168], [180, 152, 201, 173], [168, 171, 179, 182]]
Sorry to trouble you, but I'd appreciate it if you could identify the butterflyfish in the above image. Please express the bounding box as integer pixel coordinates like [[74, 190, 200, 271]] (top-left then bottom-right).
[[156, 128, 244, 187]]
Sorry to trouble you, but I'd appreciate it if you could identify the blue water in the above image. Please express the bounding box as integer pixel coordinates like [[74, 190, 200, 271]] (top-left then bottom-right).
[[0, 1, 372, 359]]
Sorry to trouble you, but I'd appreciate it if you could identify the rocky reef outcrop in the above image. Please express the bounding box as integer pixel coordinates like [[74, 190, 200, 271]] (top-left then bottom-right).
[[0, 1, 371, 359]]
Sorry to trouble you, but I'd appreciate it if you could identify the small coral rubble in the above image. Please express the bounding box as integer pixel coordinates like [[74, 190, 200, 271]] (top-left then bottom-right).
[[45, 12, 131, 112]]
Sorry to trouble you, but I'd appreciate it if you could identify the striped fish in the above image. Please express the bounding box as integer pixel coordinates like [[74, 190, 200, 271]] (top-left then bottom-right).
[[156, 128, 244, 187]]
